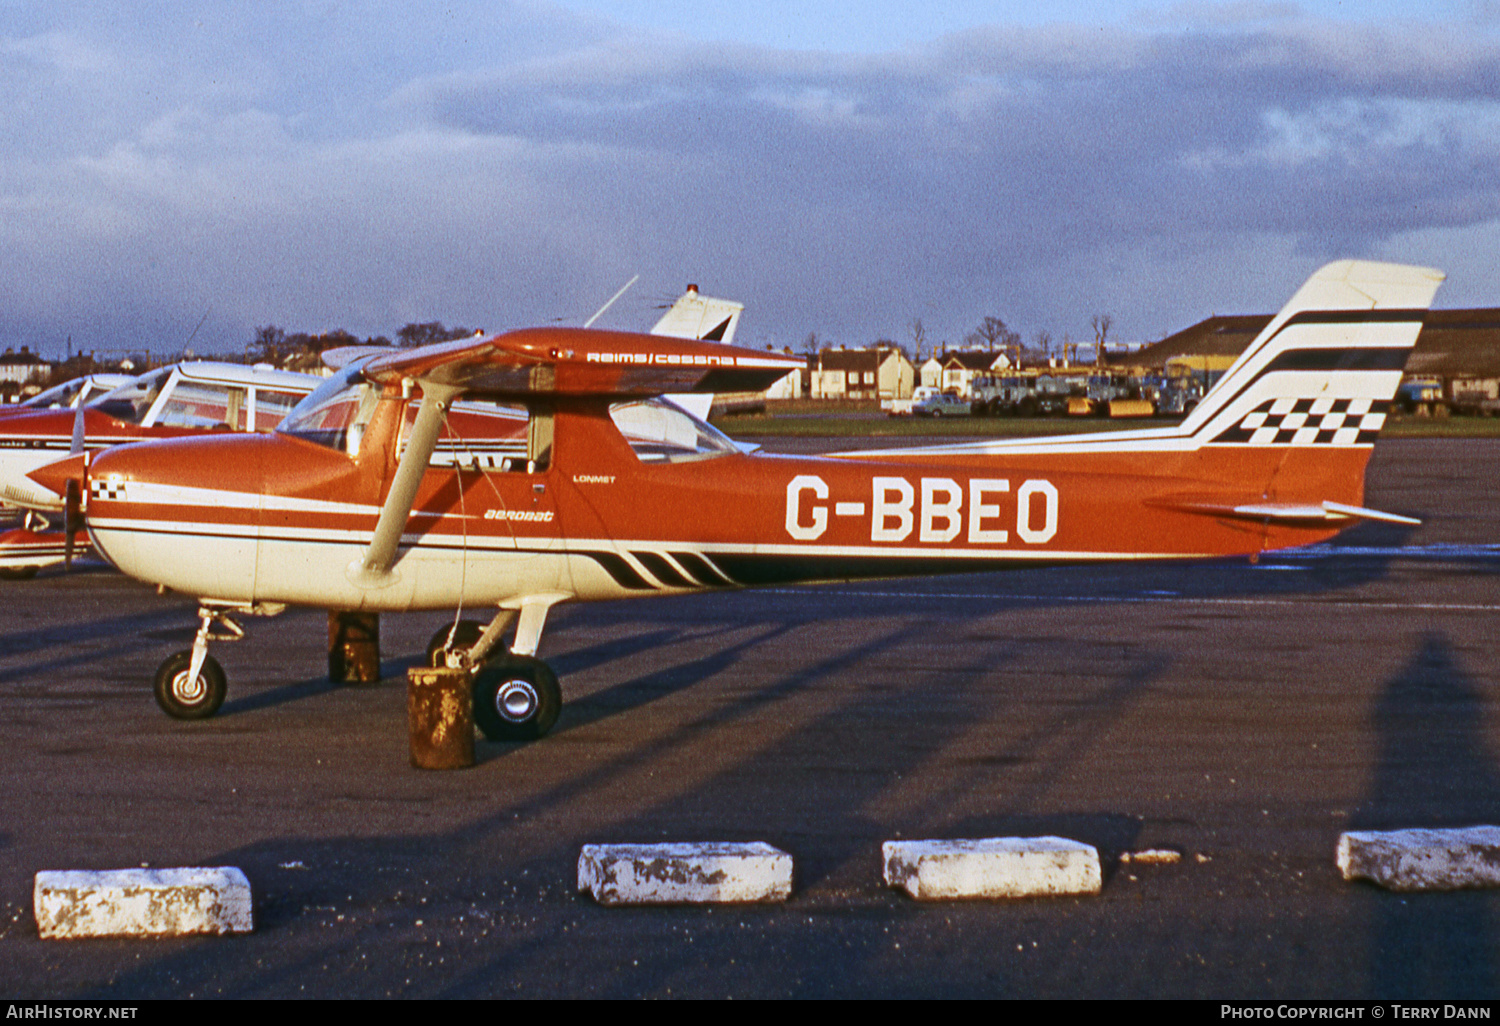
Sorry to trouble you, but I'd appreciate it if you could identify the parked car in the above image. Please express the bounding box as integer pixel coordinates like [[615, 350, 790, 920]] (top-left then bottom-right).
[[911, 391, 971, 417]]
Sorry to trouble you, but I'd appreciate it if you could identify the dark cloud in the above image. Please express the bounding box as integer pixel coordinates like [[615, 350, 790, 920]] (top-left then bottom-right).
[[2, 7, 1498, 354], [390, 19, 1500, 339]]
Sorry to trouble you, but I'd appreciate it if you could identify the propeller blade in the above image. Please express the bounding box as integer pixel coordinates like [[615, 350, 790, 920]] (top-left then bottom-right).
[[63, 477, 80, 570], [69, 403, 85, 456]]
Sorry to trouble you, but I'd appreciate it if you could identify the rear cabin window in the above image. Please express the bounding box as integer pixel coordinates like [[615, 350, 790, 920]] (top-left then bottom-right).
[[255, 389, 309, 431], [609, 398, 738, 463]]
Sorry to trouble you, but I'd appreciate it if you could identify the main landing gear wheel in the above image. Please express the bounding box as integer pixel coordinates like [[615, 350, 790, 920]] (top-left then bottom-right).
[[426, 620, 487, 668], [472, 655, 561, 742], [154, 650, 227, 720]]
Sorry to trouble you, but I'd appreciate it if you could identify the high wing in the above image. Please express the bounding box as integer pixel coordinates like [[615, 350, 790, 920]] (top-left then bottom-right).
[[358, 326, 798, 398]]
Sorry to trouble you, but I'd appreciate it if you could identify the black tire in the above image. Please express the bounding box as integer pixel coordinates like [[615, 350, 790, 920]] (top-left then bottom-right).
[[0, 566, 39, 581], [153, 650, 227, 720], [426, 619, 487, 668], [472, 655, 561, 741]]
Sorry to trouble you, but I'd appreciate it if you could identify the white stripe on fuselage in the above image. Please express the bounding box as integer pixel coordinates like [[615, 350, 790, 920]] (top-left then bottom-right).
[[86, 514, 1203, 563]]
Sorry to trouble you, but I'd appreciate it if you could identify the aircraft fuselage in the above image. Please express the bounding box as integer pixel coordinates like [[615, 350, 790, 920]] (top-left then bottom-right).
[[82, 394, 1357, 613]]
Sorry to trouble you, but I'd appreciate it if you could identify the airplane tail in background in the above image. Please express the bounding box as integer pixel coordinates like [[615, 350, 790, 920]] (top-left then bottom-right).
[[653, 285, 748, 421], [651, 285, 744, 346], [1181, 260, 1444, 449]]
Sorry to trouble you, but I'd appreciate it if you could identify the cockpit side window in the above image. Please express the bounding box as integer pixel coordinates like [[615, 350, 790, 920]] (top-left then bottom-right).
[[403, 397, 544, 472], [152, 380, 246, 429]]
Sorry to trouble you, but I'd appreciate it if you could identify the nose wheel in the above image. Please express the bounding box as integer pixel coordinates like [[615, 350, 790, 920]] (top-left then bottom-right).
[[151, 603, 280, 720], [153, 650, 227, 719]]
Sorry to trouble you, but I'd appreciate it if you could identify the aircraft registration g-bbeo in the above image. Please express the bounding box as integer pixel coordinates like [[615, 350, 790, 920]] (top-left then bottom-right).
[[29, 260, 1443, 740]]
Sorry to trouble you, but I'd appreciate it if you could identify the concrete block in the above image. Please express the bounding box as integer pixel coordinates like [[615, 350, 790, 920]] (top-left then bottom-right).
[[883, 836, 1102, 900], [34, 867, 253, 938], [1338, 827, 1500, 892], [578, 842, 793, 906]]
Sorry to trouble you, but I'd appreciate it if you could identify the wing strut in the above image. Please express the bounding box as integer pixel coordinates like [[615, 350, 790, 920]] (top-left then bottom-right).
[[350, 380, 464, 585]]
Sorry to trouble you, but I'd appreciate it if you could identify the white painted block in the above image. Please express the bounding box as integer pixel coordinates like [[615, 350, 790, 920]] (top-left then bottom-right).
[[34, 867, 253, 938], [1338, 827, 1500, 892], [578, 842, 793, 906], [883, 836, 1102, 900]]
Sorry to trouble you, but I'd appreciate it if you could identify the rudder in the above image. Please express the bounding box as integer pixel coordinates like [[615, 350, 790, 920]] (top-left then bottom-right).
[[1182, 260, 1444, 449]]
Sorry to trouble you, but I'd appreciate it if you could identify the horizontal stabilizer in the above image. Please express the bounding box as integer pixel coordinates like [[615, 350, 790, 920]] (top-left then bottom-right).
[[1156, 496, 1420, 526]]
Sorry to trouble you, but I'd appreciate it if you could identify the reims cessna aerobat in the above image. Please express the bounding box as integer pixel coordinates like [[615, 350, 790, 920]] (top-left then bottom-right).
[[29, 260, 1442, 740]]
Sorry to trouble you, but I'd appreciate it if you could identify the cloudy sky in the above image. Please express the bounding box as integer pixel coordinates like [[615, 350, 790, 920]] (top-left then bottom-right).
[[3, 1, 1498, 359]]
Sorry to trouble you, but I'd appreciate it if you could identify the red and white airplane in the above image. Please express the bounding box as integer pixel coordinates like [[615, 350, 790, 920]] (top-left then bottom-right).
[[29, 260, 1441, 739], [0, 362, 320, 575]]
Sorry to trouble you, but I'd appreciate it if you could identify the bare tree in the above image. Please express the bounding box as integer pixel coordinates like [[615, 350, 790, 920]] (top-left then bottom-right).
[[1026, 329, 1053, 365], [1091, 314, 1113, 366], [398, 322, 474, 348], [966, 316, 1020, 354], [909, 318, 927, 361]]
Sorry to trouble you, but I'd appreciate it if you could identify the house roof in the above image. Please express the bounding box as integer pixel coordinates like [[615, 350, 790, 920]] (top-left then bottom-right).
[[1128, 309, 1500, 378], [817, 346, 909, 372], [939, 350, 1003, 371]]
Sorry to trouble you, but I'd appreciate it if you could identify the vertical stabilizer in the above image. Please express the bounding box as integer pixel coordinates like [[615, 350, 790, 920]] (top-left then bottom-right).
[[651, 285, 744, 346], [1182, 261, 1444, 448]]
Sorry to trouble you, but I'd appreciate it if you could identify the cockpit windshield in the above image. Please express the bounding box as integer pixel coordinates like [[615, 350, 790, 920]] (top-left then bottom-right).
[[275, 363, 378, 454], [20, 376, 121, 408], [609, 397, 739, 463], [90, 368, 173, 425]]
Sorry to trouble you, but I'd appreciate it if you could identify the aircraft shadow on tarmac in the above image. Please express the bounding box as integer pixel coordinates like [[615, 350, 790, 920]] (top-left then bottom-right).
[[70, 554, 1500, 998], [0, 602, 198, 684], [73, 607, 1181, 998], [1353, 632, 1500, 1000]]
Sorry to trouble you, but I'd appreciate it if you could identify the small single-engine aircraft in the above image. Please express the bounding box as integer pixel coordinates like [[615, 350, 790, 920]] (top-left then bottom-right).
[[29, 260, 1441, 739], [0, 512, 85, 580], [0, 362, 319, 574], [0, 361, 319, 512]]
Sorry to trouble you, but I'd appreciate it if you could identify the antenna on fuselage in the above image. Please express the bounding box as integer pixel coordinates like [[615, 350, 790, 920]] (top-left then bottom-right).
[[583, 275, 639, 328]]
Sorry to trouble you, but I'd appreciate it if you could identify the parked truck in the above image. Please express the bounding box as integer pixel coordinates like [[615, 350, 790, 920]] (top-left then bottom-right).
[[1142, 357, 1232, 416], [968, 373, 1075, 417], [1068, 373, 1152, 417]]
